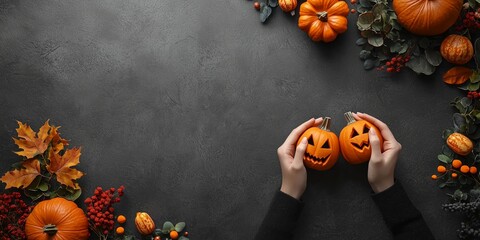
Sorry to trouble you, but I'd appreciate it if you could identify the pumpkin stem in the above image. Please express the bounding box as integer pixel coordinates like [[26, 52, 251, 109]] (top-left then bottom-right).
[[344, 112, 357, 125], [319, 117, 332, 131], [317, 11, 328, 22], [43, 224, 58, 236]]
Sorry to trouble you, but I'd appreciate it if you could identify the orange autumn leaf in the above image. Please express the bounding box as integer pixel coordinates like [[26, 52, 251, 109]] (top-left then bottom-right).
[[50, 125, 69, 153], [14, 120, 54, 158], [443, 66, 473, 85], [46, 148, 84, 189], [0, 159, 41, 189]]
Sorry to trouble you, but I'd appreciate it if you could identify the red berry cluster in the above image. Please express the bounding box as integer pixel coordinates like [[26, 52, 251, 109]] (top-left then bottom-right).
[[84, 186, 125, 238], [377, 55, 411, 72], [456, 10, 480, 31], [0, 192, 33, 240], [467, 91, 480, 99]]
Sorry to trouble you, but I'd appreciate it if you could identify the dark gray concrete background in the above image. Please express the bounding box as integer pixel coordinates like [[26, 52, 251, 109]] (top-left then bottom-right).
[[0, 0, 464, 239]]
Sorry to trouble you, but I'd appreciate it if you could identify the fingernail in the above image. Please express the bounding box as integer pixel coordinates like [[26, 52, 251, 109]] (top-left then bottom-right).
[[370, 129, 376, 136]]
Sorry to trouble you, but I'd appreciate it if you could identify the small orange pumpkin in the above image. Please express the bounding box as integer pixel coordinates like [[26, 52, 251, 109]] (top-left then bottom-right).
[[392, 0, 463, 36], [279, 0, 297, 16], [298, 0, 349, 42], [447, 133, 473, 156], [135, 212, 155, 235], [297, 117, 340, 171], [25, 198, 89, 240], [440, 34, 474, 65], [339, 112, 383, 164]]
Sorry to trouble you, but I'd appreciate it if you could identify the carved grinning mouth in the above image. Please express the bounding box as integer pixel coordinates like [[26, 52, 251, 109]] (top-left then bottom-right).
[[304, 152, 331, 163], [351, 141, 369, 150]]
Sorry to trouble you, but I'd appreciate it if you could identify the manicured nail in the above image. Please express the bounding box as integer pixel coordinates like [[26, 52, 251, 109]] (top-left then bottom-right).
[[369, 129, 376, 136]]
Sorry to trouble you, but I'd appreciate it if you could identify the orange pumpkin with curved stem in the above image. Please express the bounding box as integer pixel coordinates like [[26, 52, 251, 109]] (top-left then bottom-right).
[[297, 117, 340, 170], [25, 198, 89, 240], [298, 0, 349, 42], [393, 0, 462, 36], [339, 112, 383, 164]]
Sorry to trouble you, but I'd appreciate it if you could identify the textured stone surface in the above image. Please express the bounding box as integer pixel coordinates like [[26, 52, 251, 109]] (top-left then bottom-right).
[[0, 0, 460, 239]]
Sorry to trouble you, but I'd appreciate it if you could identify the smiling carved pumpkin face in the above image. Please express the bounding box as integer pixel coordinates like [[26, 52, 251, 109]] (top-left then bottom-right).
[[339, 112, 383, 164], [297, 117, 340, 171]]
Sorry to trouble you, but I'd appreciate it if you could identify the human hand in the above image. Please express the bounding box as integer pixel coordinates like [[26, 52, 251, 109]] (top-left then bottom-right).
[[278, 117, 323, 200], [354, 113, 402, 193]]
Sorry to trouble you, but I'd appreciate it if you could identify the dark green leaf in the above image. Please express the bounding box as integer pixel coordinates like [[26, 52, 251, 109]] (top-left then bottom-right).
[[268, 0, 278, 7], [390, 42, 402, 53], [361, 30, 376, 38], [453, 113, 467, 133], [356, 38, 367, 46], [371, 3, 386, 16], [357, 13, 375, 30], [425, 49, 442, 66], [399, 43, 409, 54], [260, 4, 272, 23], [175, 222, 186, 232], [405, 55, 435, 75], [26, 176, 42, 190], [38, 181, 49, 192], [443, 129, 453, 140], [475, 38, 480, 70], [418, 38, 431, 49], [468, 82, 480, 91], [24, 189, 43, 201], [368, 35, 384, 47], [359, 0, 373, 8], [442, 145, 454, 157], [363, 59, 375, 70], [62, 188, 81, 201], [459, 175, 468, 185], [359, 50, 371, 60], [439, 182, 447, 188], [461, 97, 472, 108], [438, 154, 452, 164]]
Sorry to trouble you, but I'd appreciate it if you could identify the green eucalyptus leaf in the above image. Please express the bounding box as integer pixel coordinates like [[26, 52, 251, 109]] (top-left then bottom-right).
[[357, 13, 375, 30], [389, 42, 402, 53], [469, 0, 477, 9], [163, 221, 175, 231], [439, 182, 447, 189], [260, 4, 272, 23], [425, 49, 442, 66], [399, 43, 409, 54], [461, 97, 472, 108], [175, 222, 186, 232], [470, 71, 480, 83], [268, 0, 278, 7], [359, 50, 371, 60], [359, 0, 373, 8], [363, 59, 375, 70], [438, 154, 452, 164], [453, 113, 467, 133], [356, 38, 367, 46], [458, 81, 471, 91], [26, 176, 42, 190], [368, 35, 384, 47], [62, 188, 81, 201], [24, 189, 43, 201], [442, 129, 453, 140], [361, 30, 376, 38], [371, 3, 386, 16], [405, 55, 435, 75], [468, 82, 480, 91], [442, 145, 454, 157], [38, 181, 49, 192], [371, 21, 383, 32]]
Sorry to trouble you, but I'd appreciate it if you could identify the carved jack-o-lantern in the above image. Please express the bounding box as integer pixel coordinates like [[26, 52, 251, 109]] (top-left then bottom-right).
[[339, 112, 383, 164], [297, 117, 340, 171]]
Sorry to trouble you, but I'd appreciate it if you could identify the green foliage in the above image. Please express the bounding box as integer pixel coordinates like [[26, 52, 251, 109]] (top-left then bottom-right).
[[355, 0, 442, 74]]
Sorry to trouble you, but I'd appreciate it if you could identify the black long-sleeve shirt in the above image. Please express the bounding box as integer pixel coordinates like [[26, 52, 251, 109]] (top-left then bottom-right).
[[254, 182, 435, 240]]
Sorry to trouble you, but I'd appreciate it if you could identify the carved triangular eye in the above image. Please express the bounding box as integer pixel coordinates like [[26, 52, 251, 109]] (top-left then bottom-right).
[[308, 135, 314, 145], [363, 125, 370, 134], [351, 128, 359, 138], [322, 140, 330, 148]]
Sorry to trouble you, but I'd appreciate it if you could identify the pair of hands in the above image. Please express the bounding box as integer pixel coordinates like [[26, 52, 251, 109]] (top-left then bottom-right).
[[278, 113, 402, 199]]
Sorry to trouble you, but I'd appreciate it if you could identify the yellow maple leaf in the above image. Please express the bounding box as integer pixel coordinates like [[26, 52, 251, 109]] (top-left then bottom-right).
[[14, 120, 53, 158], [47, 148, 84, 189], [0, 159, 41, 189]]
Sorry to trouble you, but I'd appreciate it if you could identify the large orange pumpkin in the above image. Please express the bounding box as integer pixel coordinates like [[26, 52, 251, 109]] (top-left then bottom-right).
[[297, 117, 340, 170], [392, 0, 463, 36], [298, 0, 349, 42], [440, 34, 474, 65], [339, 112, 383, 164], [25, 198, 89, 240]]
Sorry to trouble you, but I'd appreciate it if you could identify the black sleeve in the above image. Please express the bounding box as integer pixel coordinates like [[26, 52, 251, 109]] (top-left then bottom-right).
[[254, 191, 304, 240], [372, 182, 435, 240]]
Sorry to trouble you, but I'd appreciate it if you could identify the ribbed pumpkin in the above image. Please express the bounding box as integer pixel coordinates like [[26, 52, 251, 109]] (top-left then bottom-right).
[[135, 212, 155, 235], [296, 117, 340, 171], [339, 112, 383, 164], [392, 0, 463, 36], [298, 0, 349, 42], [279, 0, 297, 16], [440, 34, 474, 65], [447, 133, 473, 156], [25, 198, 89, 240]]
